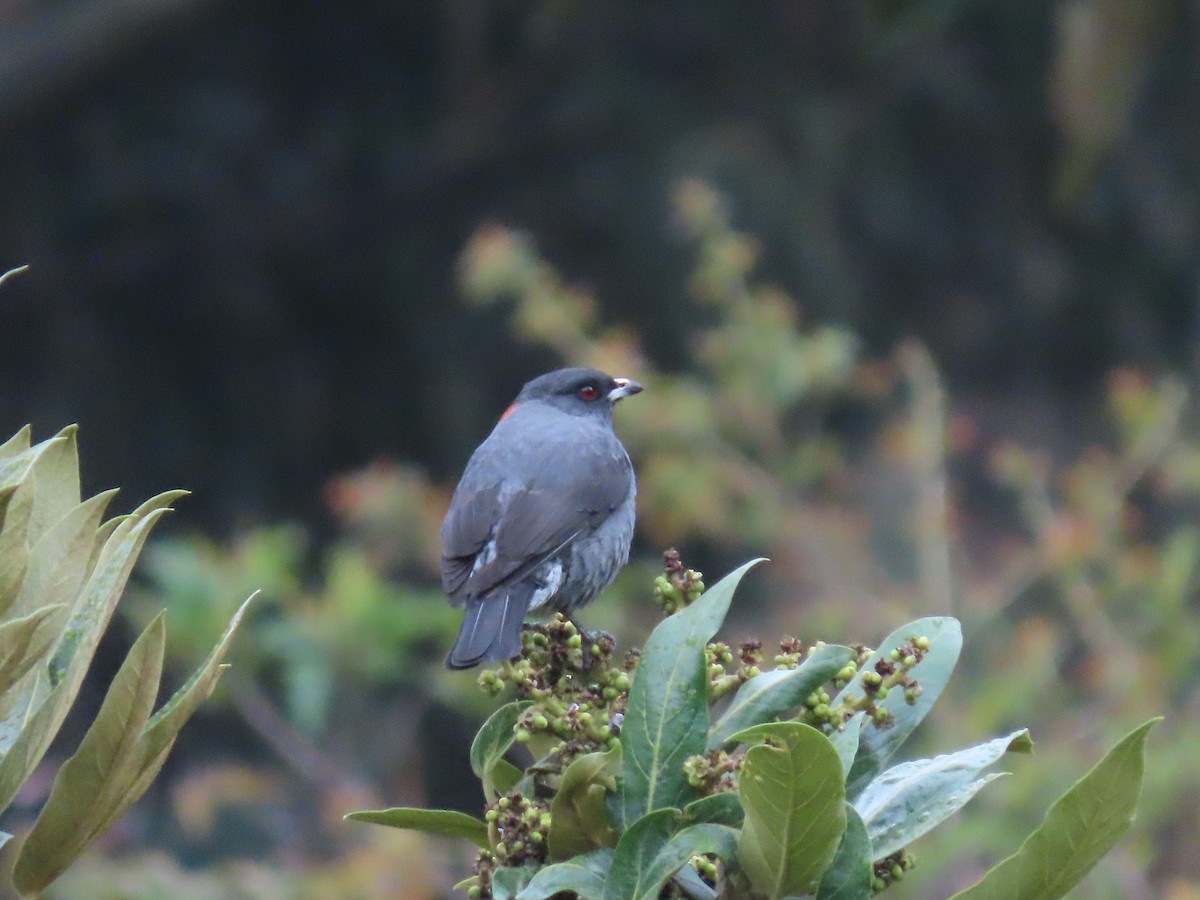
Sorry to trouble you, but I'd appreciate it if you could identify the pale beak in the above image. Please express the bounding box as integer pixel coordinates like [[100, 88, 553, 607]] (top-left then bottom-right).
[[608, 377, 644, 401]]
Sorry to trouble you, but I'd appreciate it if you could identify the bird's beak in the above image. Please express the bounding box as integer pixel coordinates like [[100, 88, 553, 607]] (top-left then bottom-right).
[[608, 377, 643, 401]]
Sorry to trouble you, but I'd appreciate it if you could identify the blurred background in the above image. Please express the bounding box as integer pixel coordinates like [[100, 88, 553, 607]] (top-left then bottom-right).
[[1, 1, 1198, 897]]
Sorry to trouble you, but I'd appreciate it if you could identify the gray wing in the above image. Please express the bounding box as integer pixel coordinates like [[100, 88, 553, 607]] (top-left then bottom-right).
[[440, 441, 632, 603]]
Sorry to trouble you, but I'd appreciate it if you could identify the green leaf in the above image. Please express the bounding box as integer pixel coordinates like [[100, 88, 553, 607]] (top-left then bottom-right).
[[26, 427, 81, 547], [345, 807, 489, 849], [13, 614, 168, 895], [0, 604, 67, 695], [492, 758, 523, 796], [709, 642, 854, 748], [683, 792, 744, 827], [948, 719, 1160, 900], [141, 593, 256, 756], [601, 808, 738, 900], [0, 491, 185, 814], [833, 616, 962, 798], [470, 701, 533, 801], [517, 848, 613, 900], [549, 742, 621, 859], [12, 594, 253, 895], [0, 425, 31, 461], [732, 721, 846, 899], [492, 865, 536, 899], [855, 730, 1029, 860], [815, 804, 872, 900], [828, 713, 865, 780], [620, 559, 765, 827], [7, 489, 116, 621]]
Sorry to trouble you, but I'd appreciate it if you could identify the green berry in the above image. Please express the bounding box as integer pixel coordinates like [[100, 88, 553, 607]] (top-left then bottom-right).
[[903, 654, 917, 667]]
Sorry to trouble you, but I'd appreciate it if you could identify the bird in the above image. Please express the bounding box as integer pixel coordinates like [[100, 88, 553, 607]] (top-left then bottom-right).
[[440, 367, 642, 669]]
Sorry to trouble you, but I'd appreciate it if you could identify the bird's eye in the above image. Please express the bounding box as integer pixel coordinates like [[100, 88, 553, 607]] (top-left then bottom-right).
[[579, 385, 599, 400]]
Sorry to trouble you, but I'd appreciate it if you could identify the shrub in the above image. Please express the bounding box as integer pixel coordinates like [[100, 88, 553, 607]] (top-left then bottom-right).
[[348, 554, 1156, 899], [0, 423, 251, 896]]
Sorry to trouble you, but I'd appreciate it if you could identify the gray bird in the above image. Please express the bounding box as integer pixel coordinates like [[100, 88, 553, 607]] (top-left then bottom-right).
[[440, 367, 642, 669]]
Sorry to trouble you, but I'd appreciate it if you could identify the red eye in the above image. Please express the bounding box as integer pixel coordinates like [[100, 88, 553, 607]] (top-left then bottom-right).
[[579, 385, 598, 400]]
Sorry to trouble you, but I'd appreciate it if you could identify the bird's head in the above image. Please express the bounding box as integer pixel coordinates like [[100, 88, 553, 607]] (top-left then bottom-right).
[[508, 367, 643, 419]]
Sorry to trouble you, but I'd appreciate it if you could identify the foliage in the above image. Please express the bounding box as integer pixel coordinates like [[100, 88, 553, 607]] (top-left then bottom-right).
[[348, 556, 1155, 898], [0, 422, 252, 896]]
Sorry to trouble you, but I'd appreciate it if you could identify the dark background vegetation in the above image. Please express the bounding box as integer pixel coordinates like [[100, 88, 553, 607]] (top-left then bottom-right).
[[0, 1, 1197, 898]]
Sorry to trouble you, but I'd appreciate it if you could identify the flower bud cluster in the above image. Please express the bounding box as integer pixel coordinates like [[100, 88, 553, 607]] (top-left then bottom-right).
[[774, 635, 805, 668], [870, 848, 915, 893], [483, 792, 552, 867], [477, 615, 619, 701], [683, 748, 743, 795], [838, 635, 929, 730], [654, 548, 705, 614]]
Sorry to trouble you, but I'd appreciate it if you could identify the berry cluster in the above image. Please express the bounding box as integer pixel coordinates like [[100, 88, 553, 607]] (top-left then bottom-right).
[[653, 548, 705, 614], [845, 635, 930, 728], [871, 848, 916, 893], [683, 748, 743, 795], [705, 640, 764, 700]]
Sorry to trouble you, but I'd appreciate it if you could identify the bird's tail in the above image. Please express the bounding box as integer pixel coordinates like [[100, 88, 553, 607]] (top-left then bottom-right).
[[444, 587, 530, 670]]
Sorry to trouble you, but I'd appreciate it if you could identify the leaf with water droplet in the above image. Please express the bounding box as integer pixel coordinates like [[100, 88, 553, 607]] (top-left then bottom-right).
[[853, 730, 1029, 860]]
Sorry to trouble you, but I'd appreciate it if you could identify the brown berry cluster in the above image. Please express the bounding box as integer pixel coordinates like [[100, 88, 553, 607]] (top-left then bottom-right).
[[683, 748, 743, 795], [871, 848, 916, 893], [654, 548, 705, 614]]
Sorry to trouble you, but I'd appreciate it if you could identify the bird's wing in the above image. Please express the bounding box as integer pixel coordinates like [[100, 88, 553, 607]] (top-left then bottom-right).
[[443, 443, 632, 601], [440, 483, 500, 600]]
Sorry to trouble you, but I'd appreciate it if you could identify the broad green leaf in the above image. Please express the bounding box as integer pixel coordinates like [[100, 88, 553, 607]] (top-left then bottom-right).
[[26, 427, 81, 547], [834, 617, 962, 798], [0, 604, 67, 695], [492, 758, 523, 796], [0, 425, 31, 461], [855, 730, 1030, 860], [549, 742, 621, 859], [492, 865, 536, 899], [709, 643, 854, 748], [345, 807, 489, 848], [12, 594, 252, 895], [0, 493, 184, 814], [601, 808, 737, 900], [683, 792, 744, 827], [470, 701, 533, 800], [0, 439, 65, 613], [13, 615, 167, 895], [517, 848, 613, 900], [8, 489, 116, 620], [732, 721, 846, 899], [815, 804, 872, 900], [0, 433, 54, 496], [949, 719, 1160, 900], [620, 559, 765, 827], [828, 712, 865, 780]]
